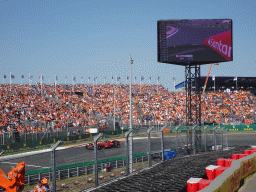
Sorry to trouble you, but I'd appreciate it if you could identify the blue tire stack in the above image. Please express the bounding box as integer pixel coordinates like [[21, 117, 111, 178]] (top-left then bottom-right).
[[164, 151, 177, 160]]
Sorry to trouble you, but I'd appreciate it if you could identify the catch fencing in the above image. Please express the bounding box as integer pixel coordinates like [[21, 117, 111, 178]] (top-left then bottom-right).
[[1, 124, 256, 192]]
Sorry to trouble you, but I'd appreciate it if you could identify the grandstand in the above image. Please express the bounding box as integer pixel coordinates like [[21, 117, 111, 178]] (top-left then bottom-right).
[[0, 82, 255, 137]]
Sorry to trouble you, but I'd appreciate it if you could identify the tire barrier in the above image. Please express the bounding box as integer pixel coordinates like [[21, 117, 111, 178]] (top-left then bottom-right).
[[187, 148, 256, 192], [91, 146, 248, 192], [200, 148, 256, 192]]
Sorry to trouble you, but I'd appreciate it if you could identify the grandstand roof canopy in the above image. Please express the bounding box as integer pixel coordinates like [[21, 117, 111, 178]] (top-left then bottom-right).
[[175, 76, 256, 92]]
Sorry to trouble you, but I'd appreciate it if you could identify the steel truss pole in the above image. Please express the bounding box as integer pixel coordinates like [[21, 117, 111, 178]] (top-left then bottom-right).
[[185, 65, 201, 153]]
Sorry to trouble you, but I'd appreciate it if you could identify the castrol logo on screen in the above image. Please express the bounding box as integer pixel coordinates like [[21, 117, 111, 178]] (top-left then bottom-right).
[[203, 30, 232, 61]]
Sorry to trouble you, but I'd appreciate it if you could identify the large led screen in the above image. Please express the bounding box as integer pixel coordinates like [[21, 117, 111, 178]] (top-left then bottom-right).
[[157, 19, 233, 65]]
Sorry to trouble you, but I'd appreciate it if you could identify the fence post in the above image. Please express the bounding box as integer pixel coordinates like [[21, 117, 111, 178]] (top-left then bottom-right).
[[192, 125, 196, 155], [39, 172, 41, 182], [125, 130, 132, 175], [159, 125, 167, 162], [51, 140, 62, 192], [94, 133, 102, 187], [148, 126, 154, 167], [204, 126, 208, 152], [28, 175, 30, 186], [221, 128, 224, 151], [186, 128, 189, 155], [214, 126, 217, 151], [225, 127, 228, 149], [175, 125, 181, 155]]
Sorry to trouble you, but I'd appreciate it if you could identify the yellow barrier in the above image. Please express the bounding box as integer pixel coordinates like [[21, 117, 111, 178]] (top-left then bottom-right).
[[201, 153, 256, 192]]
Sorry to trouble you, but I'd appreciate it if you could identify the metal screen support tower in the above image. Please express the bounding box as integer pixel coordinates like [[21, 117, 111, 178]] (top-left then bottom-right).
[[185, 65, 201, 152]]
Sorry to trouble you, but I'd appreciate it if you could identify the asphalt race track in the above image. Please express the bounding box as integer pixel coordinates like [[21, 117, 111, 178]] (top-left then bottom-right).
[[0, 133, 255, 174]]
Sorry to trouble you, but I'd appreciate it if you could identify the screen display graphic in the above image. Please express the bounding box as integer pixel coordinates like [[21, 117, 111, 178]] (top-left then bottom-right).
[[157, 19, 233, 65]]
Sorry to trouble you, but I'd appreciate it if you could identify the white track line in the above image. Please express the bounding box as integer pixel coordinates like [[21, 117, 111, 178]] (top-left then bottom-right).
[[1, 161, 50, 169]]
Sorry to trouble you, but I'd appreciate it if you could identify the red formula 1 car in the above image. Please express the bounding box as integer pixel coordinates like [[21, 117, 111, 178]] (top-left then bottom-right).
[[85, 140, 120, 150], [101, 140, 120, 149], [85, 142, 104, 150]]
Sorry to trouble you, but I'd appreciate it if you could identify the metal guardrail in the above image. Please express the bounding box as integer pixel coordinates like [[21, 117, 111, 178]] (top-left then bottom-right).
[[23, 150, 171, 186]]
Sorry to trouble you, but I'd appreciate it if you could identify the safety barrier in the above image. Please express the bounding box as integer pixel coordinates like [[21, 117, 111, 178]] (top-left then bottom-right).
[[24, 152, 148, 186], [167, 124, 256, 133], [0, 129, 128, 151], [200, 150, 256, 192]]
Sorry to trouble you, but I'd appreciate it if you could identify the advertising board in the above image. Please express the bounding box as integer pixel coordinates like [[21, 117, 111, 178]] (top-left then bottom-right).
[[157, 19, 233, 65]]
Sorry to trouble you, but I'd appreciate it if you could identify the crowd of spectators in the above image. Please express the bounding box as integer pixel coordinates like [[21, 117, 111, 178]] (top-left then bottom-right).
[[0, 83, 255, 136]]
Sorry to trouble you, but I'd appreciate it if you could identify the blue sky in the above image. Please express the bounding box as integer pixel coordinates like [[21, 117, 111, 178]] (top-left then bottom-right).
[[0, 0, 255, 90]]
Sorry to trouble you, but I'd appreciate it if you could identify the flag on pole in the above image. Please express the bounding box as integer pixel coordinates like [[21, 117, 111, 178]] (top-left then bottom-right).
[[94, 77, 96, 81], [65, 76, 67, 80], [157, 76, 160, 80], [131, 57, 133, 64], [117, 77, 121, 81], [127, 77, 129, 80], [21, 75, 24, 79], [4, 75, 6, 78], [234, 76, 237, 81], [212, 75, 215, 81], [172, 76, 176, 81], [112, 76, 113, 79], [73, 76, 76, 82], [88, 77, 90, 79], [135, 77, 136, 80], [141, 76, 144, 81], [56, 76, 58, 81], [149, 77, 151, 80], [11, 75, 15, 79], [30, 75, 33, 80], [81, 77, 83, 79]]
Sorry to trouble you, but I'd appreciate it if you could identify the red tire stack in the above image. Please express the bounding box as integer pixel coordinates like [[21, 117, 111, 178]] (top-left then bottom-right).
[[187, 148, 255, 192]]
